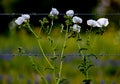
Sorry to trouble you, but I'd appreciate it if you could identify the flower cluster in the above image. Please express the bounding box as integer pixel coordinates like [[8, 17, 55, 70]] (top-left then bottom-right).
[[15, 14, 30, 25], [15, 8, 109, 34], [64, 9, 82, 33], [72, 16, 83, 33], [87, 18, 109, 27]]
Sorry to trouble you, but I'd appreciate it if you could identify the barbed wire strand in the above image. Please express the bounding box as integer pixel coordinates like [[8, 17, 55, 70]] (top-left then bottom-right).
[[0, 13, 120, 16]]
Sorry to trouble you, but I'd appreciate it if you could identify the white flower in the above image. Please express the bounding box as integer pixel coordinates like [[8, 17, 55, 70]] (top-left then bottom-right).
[[50, 8, 59, 16], [21, 14, 30, 20], [73, 24, 81, 33], [73, 16, 82, 24], [15, 17, 25, 25], [97, 18, 109, 27], [15, 14, 30, 25], [87, 19, 99, 27], [66, 10, 74, 17]]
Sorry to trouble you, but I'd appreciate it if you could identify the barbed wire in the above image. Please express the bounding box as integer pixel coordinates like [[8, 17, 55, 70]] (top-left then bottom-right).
[[0, 53, 120, 57], [0, 13, 120, 16]]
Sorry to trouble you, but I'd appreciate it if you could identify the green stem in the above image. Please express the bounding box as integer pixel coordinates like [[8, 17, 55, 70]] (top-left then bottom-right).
[[57, 25, 68, 84], [48, 19, 53, 35], [77, 34, 89, 80], [77, 37, 84, 59], [29, 56, 48, 84], [26, 22, 38, 39], [38, 23, 43, 38], [26, 22, 54, 69], [85, 56, 89, 80], [37, 39, 54, 69]]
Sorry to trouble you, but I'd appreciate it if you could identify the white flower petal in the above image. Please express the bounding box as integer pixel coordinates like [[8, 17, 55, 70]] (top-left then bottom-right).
[[73, 16, 82, 24], [97, 18, 109, 27], [66, 10, 74, 17], [87, 19, 98, 27], [21, 14, 30, 20], [15, 17, 25, 25], [73, 24, 81, 33], [50, 8, 59, 16]]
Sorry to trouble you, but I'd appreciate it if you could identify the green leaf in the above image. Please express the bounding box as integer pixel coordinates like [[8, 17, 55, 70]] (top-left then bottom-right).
[[86, 64, 94, 71], [77, 38, 82, 41], [79, 48, 88, 53], [80, 48, 88, 51], [87, 54, 97, 59], [45, 67, 54, 71], [51, 56, 58, 61], [59, 78, 68, 84], [68, 32, 77, 38]]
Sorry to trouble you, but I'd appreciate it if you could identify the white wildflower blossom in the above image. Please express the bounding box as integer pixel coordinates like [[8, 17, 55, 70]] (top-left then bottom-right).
[[15, 17, 25, 25], [87, 19, 99, 27], [97, 18, 109, 27], [66, 10, 74, 17], [15, 14, 30, 25], [21, 14, 30, 20], [73, 16, 82, 24], [73, 24, 81, 33], [50, 8, 59, 16]]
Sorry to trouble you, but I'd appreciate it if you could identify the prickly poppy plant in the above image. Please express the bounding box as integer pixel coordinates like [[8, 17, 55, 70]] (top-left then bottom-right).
[[14, 8, 109, 84]]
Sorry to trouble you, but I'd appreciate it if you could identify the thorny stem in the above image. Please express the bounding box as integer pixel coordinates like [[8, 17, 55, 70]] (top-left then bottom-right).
[[77, 33, 89, 80], [37, 39, 54, 69], [77, 33, 84, 59], [57, 25, 68, 84], [47, 18, 57, 83], [48, 18, 53, 35], [29, 56, 48, 84], [26, 22, 54, 69], [38, 23, 44, 38]]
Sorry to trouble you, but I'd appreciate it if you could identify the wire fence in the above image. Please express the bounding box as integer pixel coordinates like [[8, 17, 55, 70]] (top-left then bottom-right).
[[1, 13, 120, 16], [0, 53, 120, 57]]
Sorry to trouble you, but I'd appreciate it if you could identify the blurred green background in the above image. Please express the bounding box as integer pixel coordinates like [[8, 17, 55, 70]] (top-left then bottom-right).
[[0, 0, 120, 84]]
